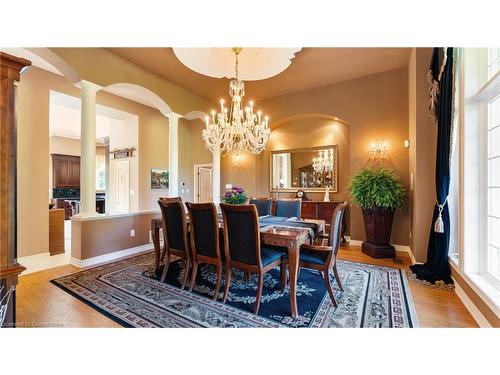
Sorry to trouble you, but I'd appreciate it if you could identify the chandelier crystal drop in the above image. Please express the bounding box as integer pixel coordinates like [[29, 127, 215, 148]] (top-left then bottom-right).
[[312, 149, 334, 173], [202, 48, 271, 156]]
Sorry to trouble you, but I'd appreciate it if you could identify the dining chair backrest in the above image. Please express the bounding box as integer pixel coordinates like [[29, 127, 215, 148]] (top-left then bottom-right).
[[220, 203, 261, 266], [249, 197, 273, 217], [328, 201, 348, 257], [159, 197, 182, 203], [185, 202, 220, 259], [158, 198, 189, 253], [275, 198, 302, 218]]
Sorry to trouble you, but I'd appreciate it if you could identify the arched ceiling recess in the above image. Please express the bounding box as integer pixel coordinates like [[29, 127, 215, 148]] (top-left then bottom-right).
[[271, 113, 349, 130], [183, 110, 209, 121], [25, 47, 81, 83], [0, 47, 82, 84], [48, 48, 213, 115], [102, 83, 173, 116]]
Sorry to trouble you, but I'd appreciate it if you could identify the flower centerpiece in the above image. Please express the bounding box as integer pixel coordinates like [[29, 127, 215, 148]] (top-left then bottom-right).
[[223, 185, 247, 204]]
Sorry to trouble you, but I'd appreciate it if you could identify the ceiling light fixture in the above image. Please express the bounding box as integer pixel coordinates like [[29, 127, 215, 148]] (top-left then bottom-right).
[[202, 48, 271, 156]]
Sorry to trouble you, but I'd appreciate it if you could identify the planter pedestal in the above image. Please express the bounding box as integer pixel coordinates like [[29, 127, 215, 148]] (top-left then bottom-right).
[[361, 208, 396, 259], [362, 241, 395, 258]]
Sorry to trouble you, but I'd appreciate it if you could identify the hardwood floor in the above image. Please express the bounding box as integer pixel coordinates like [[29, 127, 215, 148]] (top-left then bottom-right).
[[15, 246, 478, 328]]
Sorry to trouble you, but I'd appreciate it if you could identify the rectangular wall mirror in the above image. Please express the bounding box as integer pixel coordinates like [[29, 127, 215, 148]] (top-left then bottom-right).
[[270, 145, 338, 192]]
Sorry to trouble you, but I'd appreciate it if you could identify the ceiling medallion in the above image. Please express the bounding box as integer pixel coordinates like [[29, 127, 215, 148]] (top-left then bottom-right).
[[173, 47, 302, 81], [203, 48, 270, 156]]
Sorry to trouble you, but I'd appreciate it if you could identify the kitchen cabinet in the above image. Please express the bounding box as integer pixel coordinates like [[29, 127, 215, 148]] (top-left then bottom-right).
[[52, 154, 80, 188]]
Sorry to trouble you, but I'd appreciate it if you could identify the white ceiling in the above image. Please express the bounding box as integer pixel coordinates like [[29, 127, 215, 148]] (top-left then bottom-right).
[[49, 91, 137, 142]]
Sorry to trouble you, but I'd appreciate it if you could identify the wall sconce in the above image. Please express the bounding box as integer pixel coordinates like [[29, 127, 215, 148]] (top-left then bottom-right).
[[370, 140, 388, 159], [232, 151, 243, 166], [404, 139, 410, 148]]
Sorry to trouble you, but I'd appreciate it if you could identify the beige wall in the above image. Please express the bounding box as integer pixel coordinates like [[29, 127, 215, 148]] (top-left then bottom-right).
[[71, 213, 160, 261], [17, 67, 169, 257], [178, 118, 213, 202], [222, 67, 410, 245], [408, 48, 436, 262]]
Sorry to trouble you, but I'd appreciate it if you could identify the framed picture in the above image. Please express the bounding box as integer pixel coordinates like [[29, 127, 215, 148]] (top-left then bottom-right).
[[151, 169, 169, 189]]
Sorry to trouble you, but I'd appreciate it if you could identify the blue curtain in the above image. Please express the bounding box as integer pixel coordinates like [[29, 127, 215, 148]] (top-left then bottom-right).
[[410, 48, 454, 284]]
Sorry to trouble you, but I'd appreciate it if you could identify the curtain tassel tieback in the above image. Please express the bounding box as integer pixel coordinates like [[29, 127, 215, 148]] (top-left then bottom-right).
[[434, 198, 448, 233]]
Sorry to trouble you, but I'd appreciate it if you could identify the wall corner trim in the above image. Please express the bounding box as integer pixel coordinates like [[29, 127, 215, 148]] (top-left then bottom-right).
[[452, 276, 493, 328]]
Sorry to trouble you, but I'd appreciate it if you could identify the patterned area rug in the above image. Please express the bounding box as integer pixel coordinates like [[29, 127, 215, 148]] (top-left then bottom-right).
[[51, 252, 418, 328]]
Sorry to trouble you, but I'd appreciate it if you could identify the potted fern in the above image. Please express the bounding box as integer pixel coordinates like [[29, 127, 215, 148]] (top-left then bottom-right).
[[348, 168, 406, 258]]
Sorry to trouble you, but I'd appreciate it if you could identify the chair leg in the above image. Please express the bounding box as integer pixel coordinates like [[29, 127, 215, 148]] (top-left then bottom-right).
[[280, 258, 286, 292], [332, 264, 343, 291], [213, 264, 223, 301], [181, 257, 190, 290], [222, 267, 232, 304], [254, 273, 264, 315], [160, 257, 170, 283], [244, 272, 250, 281], [323, 270, 338, 307], [189, 260, 199, 291]]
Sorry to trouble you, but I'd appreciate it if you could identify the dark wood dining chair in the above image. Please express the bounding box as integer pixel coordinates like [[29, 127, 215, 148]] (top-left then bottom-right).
[[274, 198, 302, 218], [157, 197, 182, 267], [283, 201, 347, 307], [249, 197, 273, 216], [158, 198, 191, 288], [220, 203, 286, 314], [185, 202, 224, 301]]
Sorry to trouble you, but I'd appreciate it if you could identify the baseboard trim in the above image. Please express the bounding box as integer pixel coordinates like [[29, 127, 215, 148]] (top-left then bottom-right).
[[347, 239, 416, 265], [18, 251, 70, 275], [452, 276, 492, 328], [71, 243, 154, 269]]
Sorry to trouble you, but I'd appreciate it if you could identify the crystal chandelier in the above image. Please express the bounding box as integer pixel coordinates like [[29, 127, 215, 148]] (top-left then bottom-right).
[[312, 149, 334, 173], [202, 48, 271, 156]]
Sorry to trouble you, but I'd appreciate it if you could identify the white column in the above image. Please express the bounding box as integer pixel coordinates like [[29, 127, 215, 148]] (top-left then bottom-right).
[[78, 80, 101, 217], [167, 113, 182, 197], [212, 148, 221, 205]]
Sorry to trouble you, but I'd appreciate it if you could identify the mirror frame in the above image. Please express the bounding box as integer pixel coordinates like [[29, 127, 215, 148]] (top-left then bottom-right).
[[269, 145, 338, 193]]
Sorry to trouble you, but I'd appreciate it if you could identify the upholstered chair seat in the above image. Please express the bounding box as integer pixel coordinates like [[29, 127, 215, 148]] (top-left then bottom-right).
[[260, 246, 285, 266], [296, 249, 329, 265]]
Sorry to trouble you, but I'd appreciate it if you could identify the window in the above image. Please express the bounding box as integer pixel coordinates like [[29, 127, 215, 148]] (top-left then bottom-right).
[[488, 48, 500, 79], [457, 48, 500, 311], [487, 93, 500, 282]]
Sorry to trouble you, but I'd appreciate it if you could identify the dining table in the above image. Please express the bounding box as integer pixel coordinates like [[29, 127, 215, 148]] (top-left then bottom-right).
[[150, 215, 325, 318]]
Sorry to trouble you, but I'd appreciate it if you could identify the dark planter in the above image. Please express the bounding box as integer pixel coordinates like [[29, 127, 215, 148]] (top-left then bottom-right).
[[361, 207, 395, 258]]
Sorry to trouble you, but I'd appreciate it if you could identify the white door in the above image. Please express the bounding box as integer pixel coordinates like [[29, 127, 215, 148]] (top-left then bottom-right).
[[114, 159, 130, 213], [196, 166, 212, 203]]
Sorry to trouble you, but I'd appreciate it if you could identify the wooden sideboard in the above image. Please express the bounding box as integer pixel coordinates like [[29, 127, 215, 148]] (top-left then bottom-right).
[[301, 201, 347, 243], [52, 154, 80, 188]]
